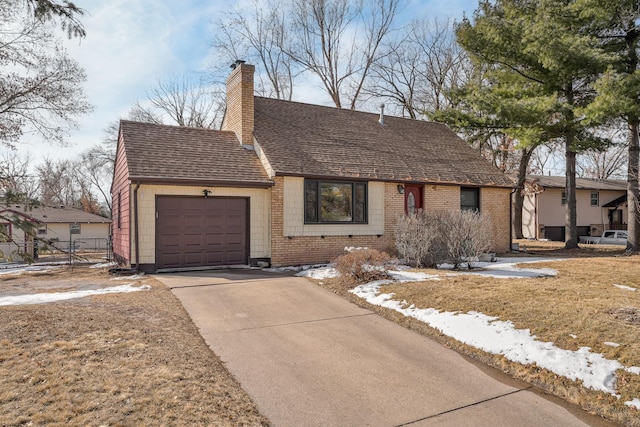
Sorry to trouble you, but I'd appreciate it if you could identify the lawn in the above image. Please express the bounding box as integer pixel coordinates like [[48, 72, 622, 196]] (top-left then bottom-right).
[[0, 265, 268, 426], [315, 243, 640, 427]]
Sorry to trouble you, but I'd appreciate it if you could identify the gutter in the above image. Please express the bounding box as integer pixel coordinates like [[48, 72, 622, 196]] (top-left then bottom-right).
[[133, 181, 141, 273], [510, 188, 516, 249]]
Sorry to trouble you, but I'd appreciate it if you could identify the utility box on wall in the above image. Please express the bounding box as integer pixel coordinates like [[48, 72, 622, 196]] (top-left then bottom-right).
[[538, 224, 545, 239]]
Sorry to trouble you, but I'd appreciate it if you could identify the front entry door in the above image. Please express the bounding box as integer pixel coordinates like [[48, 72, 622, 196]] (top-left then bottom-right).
[[404, 185, 423, 216]]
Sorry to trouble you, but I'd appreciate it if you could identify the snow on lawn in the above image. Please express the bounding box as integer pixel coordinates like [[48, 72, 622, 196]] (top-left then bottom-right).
[[0, 284, 150, 306], [626, 399, 640, 410], [440, 257, 560, 279], [348, 258, 639, 407], [613, 284, 637, 292], [0, 264, 60, 276]]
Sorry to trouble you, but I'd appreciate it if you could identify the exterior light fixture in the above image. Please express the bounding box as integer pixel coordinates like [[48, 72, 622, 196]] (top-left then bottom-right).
[[202, 189, 211, 198], [397, 185, 405, 194]]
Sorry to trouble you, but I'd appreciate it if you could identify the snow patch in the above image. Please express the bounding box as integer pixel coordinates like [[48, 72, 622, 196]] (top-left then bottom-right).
[[613, 284, 637, 292], [625, 398, 640, 410], [627, 367, 640, 375], [0, 284, 150, 306], [90, 261, 118, 269], [295, 266, 339, 280], [351, 280, 626, 395], [604, 342, 620, 348]]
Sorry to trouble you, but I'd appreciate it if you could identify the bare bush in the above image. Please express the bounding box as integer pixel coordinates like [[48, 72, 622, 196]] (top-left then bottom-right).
[[334, 248, 391, 283], [440, 210, 493, 269], [395, 211, 438, 267], [395, 210, 493, 269]]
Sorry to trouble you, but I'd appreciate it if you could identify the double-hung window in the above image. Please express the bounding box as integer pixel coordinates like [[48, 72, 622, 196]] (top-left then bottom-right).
[[304, 180, 367, 224]]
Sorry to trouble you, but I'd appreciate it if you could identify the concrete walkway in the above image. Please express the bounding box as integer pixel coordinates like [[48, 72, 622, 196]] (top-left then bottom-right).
[[154, 270, 614, 427]]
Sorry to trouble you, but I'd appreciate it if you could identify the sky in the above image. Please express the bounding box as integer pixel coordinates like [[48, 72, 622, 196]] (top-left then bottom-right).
[[18, 0, 478, 164]]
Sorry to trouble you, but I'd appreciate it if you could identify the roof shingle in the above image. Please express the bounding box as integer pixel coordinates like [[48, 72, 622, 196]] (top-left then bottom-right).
[[1, 205, 111, 223], [253, 97, 513, 187], [120, 121, 272, 187]]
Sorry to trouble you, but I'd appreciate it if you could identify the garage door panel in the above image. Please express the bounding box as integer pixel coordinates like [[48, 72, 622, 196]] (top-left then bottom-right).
[[156, 197, 248, 270]]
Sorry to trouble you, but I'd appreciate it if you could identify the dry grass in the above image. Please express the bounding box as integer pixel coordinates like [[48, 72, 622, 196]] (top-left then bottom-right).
[[0, 266, 269, 426], [316, 254, 640, 426]]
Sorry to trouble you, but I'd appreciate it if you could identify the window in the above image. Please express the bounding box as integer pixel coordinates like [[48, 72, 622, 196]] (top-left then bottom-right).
[[561, 191, 566, 205], [591, 191, 599, 206], [0, 223, 9, 242], [304, 180, 367, 224], [460, 187, 480, 211], [70, 223, 81, 234], [37, 226, 47, 235]]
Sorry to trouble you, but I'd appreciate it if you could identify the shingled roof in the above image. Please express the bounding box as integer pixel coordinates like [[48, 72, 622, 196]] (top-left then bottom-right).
[[253, 97, 513, 187], [527, 175, 627, 191], [1, 205, 110, 224], [120, 121, 272, 187]]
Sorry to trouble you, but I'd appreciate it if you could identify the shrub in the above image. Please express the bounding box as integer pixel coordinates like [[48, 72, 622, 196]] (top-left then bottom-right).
[[395, 210, 493, 269], [394, 211, 438, 268], [334, 248, 391, 283]]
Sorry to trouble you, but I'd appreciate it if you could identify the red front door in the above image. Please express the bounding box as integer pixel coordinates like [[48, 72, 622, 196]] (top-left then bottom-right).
[[404, 185, 423, 216]]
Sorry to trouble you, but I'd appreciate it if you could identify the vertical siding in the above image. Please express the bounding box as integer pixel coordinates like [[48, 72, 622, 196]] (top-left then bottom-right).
[[111, 128, 131, 265]]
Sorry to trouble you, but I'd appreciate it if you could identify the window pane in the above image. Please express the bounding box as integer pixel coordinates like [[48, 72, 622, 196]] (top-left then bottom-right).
[[320, 183, 352, 222], [460, 188, 479, 211], [304, 180, 318, 223], [354, 183, 366, 223], [0, 224, 9, 242]]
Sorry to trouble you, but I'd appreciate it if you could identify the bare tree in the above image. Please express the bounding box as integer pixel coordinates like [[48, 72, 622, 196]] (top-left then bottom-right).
[[213, 0, 296, 100], [366, 18, 470, 119], [36, 158, 79, 208], [0, 0, 91, 148], [576, 127, 628, 179], [73, 147, 114, 214], [286, 0, 403, 109], [129, 74, 224, 129], [0, 151, 39, 201]]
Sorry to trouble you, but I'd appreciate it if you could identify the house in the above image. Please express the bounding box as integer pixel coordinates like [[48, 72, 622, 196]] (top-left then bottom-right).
[[521, 175, 627, 241], [0, 204, 111, 261], [111, 62, 513, 272]]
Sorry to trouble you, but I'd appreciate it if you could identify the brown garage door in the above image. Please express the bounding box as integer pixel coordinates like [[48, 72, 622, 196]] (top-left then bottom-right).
[[156, 196, 249, 270]]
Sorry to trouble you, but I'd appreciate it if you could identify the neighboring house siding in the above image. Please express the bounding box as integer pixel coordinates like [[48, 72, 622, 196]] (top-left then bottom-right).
[[112, 131, 131, 265], [521, 188, 627, 239], [133, 184, 271, 268], [44, 223, 110, 250]]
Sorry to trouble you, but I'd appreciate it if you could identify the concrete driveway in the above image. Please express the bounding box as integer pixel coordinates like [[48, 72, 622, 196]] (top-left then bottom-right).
[[154, 270, 614, 427]]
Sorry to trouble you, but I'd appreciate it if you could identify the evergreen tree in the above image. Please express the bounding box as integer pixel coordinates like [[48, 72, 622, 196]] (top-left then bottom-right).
[[456, 0, 609, 248]]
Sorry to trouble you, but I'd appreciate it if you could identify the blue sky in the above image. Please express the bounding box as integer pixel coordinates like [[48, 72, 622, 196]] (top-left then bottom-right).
[[24, 0, 478, 162]]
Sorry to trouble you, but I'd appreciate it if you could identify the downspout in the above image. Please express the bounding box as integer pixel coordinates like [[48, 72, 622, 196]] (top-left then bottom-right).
[[133, 181, 141, 273], [510, 188, 516, 250]]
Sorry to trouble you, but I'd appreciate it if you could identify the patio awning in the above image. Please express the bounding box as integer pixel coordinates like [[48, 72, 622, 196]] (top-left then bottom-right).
[[603, 194, 627, 208]]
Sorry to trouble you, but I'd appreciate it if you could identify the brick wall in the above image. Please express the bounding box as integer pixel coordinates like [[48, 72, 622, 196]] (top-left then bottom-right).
[[222, 63, 255, 146], [481, 187, 511, 253], [270, 179, 405, 266]]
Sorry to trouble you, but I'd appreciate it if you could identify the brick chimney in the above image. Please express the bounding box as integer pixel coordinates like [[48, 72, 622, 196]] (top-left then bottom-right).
[[223, 61, 255, 146]]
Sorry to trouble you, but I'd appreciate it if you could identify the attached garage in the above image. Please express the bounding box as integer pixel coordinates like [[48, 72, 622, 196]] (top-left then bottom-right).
[[155, 196, 249, 270]]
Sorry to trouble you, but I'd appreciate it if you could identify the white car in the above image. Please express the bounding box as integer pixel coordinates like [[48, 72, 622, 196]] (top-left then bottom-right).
[[579, 230, 628, 245]]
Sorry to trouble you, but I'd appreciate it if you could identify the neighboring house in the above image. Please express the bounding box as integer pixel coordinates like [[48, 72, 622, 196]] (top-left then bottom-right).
[[0, 204, 111, 260], [521, 175, 627, 241], [112, 62, 513, 272]]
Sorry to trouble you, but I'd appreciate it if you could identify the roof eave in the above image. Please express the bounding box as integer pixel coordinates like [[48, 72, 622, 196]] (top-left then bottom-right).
[[273, 171, 515, 188], [129, 176, 274, 188]]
